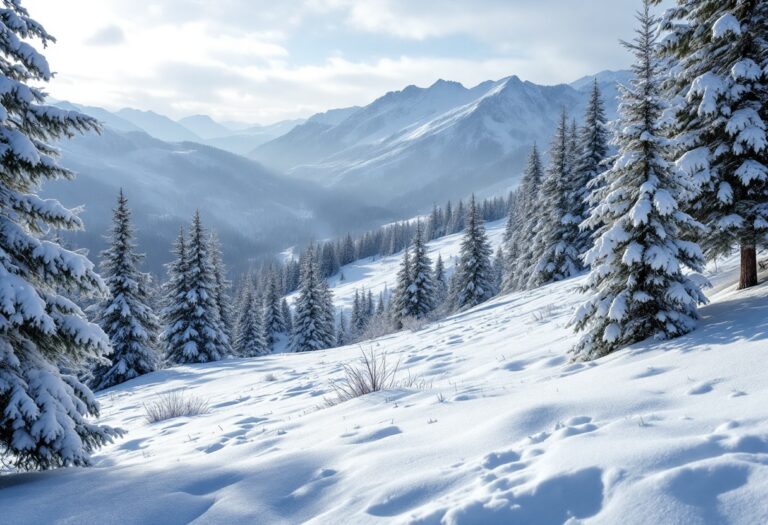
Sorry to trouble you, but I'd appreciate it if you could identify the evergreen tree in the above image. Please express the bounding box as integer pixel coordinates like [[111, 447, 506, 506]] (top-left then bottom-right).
[[235, 282, 268, 357], [261, 271, 285, 347], [656, 0, 768, 289], [454, 195, 495, 309], [434, 254, 449, 305], [281, 298, 293, 334], [208, 232, 233, 348], [164, 213, 229, 364], [92, 191, 160, 390], [161, 228, 190, 362], [492, 245, 504, 295], [336, 310, 348, 347], [407, 221, 437, 318], [290, 246, 335, 352], [504, 145, 544, 291], [391, 245, 413, 327], [529, 110, 582, 287], [570, 1, 708, 360], [573, 80, 610, 257], [0, 3, 123, 469]]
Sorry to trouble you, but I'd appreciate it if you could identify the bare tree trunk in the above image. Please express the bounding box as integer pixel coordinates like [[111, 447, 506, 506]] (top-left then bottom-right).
[[739, 243, 758, 290]]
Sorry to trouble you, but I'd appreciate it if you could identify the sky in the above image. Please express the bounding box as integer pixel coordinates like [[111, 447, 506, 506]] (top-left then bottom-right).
[[25, 0, 665, 125]]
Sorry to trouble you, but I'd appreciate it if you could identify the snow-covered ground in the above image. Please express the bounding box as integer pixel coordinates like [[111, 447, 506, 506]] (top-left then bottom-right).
[[2, 226, 767, 524]]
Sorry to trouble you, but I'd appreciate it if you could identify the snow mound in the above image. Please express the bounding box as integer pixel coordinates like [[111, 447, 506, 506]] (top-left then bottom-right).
[[1, 254, 767, 524]]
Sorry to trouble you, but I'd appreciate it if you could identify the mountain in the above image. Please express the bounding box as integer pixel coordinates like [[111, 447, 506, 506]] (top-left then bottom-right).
[[177, 114, 234, 140], [116, 108, 202, 142], [201, 119, 307, 156], [46, 128, 391, 275], [251, 72, 627, 212]]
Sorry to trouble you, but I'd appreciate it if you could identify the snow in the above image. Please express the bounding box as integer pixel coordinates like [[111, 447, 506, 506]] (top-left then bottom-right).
[[1, 232, 768, 523]]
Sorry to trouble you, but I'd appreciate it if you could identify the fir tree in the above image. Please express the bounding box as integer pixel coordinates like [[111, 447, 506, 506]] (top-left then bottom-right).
[[208, 232, 233, 347], [504, 145, 544, 291], [570, 1, 708, 360], [492, 245, 504, 294], [529, 110, 582, 287], [573, 80, 610, 257], [0, 3, 122, 469], [656, 0, 768, 289], [261, 271, 285, 347], [281, 298, 293, 334], [92, 190, 160, 390], [290, 246, 335, 352], [434, 254, 449, 305], [163, 213, 229, 364], [391, 245, 413, 327], [336, 310, 348, 347], [454, 195, 495, 309], [407, 221, 436, 318], [235, 282, 268, 357]]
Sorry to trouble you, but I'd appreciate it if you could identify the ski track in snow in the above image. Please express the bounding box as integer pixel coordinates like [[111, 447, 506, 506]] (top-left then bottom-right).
[[1, 223, 767, 524]]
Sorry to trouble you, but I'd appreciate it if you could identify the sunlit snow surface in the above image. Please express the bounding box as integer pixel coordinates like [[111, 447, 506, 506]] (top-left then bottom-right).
[[1, 223, 767, 524]]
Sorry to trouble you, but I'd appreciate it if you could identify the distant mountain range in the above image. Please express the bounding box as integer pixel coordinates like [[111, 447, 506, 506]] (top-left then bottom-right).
[[48, 70, 630, 274], [249, 70, 630, 212]]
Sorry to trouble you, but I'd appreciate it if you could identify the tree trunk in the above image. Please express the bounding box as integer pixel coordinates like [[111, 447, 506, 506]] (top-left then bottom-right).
[[739, 244, 758, 290]]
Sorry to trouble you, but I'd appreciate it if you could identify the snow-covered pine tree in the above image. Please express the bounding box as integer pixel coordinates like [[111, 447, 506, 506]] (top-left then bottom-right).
[[92, 190, 160, 390], [235, 281, 268, 357], [290, 246, 335, 352], [492, 245, 504, 294], [336, 310, 348, 347], [570, 1, 708, 361], [573, 80, 610, 258], [208, 232, 233, 347], [529, 110, 583, 287], [261, 271, 285, 347], [281, 298, 293, 334], [391, 245, 413, 327], [161, 228, 190, 362], [407, 221, 436, 319], [164, 212, 229, 363], [655, 0, 768, 289], [454, 195, 495, 309], [434, 254, 449, 306], [504, 145, 544, 291], [0, 3, 124, 469]]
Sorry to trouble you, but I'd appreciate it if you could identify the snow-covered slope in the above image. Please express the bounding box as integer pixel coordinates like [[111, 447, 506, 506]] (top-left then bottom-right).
[[251, 72, 627, 211], [2, 223, 767, 524]]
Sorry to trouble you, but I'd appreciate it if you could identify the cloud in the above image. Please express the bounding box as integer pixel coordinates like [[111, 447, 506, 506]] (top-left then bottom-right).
[[85, 24, 125, 46], [26, 0, 673, 123]]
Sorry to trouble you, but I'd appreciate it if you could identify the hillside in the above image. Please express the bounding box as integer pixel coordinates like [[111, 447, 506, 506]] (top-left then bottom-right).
[[1, 224, 766, 525], [45, 128, 392, 275]]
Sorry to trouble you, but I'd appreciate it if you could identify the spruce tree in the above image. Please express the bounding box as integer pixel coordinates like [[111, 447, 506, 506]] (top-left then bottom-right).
[[408, 221, 436, 318], [336, 310, 348, 347], [281, 298, 293, 334], [529, 110, 582, 287], [290, 246, 335, 352], [0, 3, 122, 469], [504, 145, 544, 291], [161, 228, 190, 362], [434, 254, 449, 306], [656, 0, 768, 289], [163, 213, 229, 364], [570, 1, 708, 360], [391, 245, 413, 327], [235, 281, 268, 357], [492, 245, 504, 294], [573, 80, 609, 257], [208, 232, 233, 347], [92, 190, 160, 390], [455, 195, 495, 309], [261, 272, 285, 347]]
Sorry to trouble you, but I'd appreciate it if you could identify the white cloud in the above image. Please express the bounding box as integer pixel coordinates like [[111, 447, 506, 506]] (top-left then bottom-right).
[[24, 0, 664, 123]]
